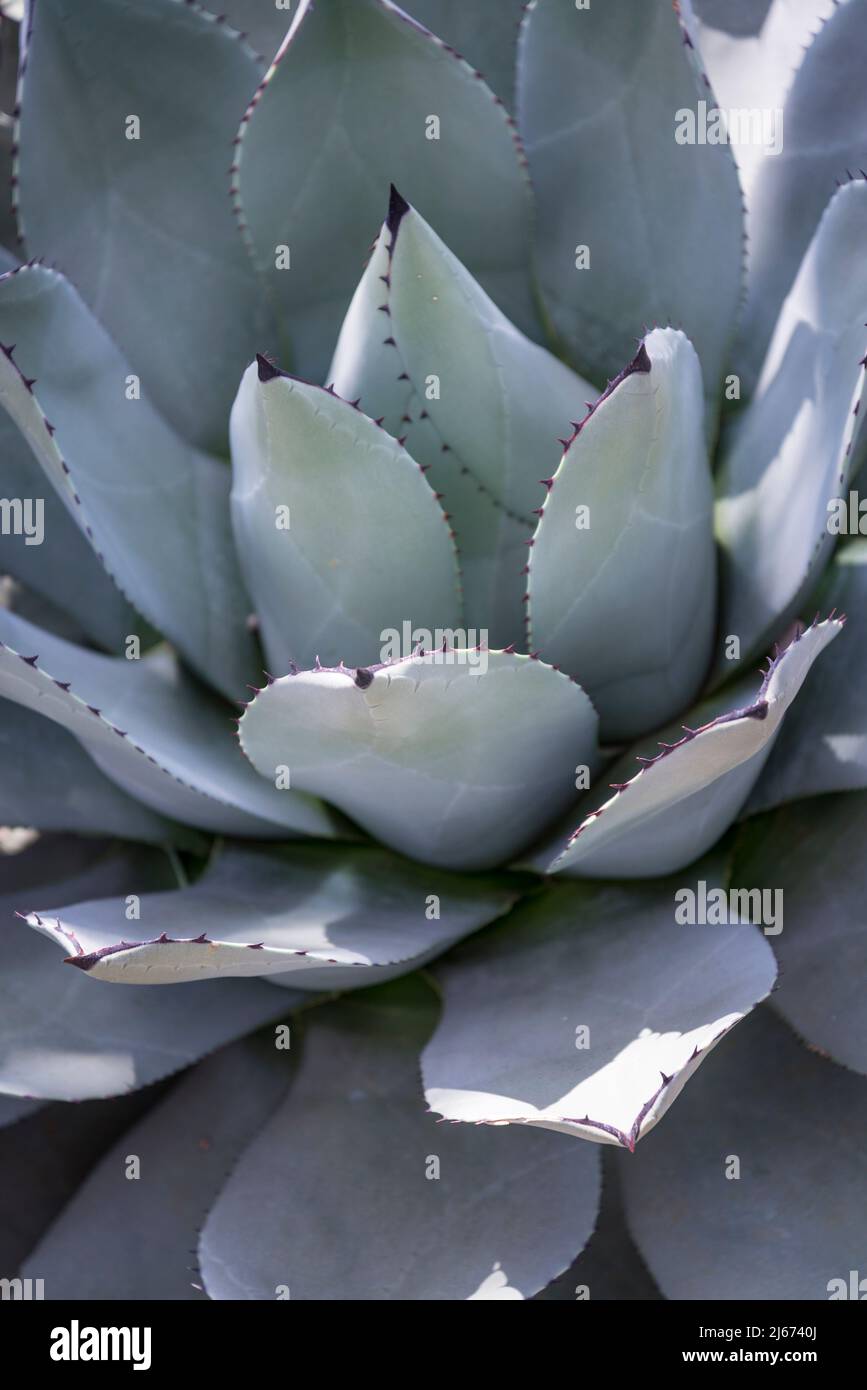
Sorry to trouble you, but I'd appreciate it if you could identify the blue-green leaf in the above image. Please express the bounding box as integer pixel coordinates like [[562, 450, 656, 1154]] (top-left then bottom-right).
[[535, 1156, 662, 1300], [716, 181, 867, 668], [748, 541, 867, 812], [0, 837, 297, 1102], [25, 840, 519, 989], [733, 793, 867, 1075], [527, 330, 716, 740], [684, 0, 834, 212], [199, 977, 601, 1301], [0, 1089, 166, 1274], [423, 860, 776, 1146], [404, 1, 525, 103], [736, 0, 867, 386], [240, 650, 599, 871], [532, 618, 842, 878], [0, 264, 260, 700], [517, 0, 743, 403], [17, 0, 266, 450], [0, 412, 143, 651], [620, 1006, 867, 1300], [230, 358, 461, 675], [20, 1035, 293, 1300], [0, 607, 338, 839], [233, 0, 535, 381], [0, 699, 189, 845], [328, 196, 594, 649]]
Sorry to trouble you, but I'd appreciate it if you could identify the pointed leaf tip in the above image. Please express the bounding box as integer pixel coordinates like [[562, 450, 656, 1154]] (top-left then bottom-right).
[[386, 184, 411, 238], [628, 341, 652, 375], [256, 352, 281, 383]]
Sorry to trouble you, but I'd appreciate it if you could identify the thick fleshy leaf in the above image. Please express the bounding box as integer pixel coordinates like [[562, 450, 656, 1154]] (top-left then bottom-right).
[[200, 977, 600, 1301], [328, 196, 594, 649], [26, 840, 519, 989], [403, 0, 525, 104], [0, 607, 337, 839], [517, 0, 743, 402], [736, 0, 867, 386], [0, 412, 143, 651], [214, 0, 527, 99], [240, 650, 599, 871], [0, 837, 299, 1101], [535, 1156, 662, 1301], [685, 0, 834, 207], [233, 0, 535, 381], [201, 2, 288, 62], [17, 0, 265, 451], [0, 265, 260, 700], [748, 542, 867, 811], [532, 617, 842, 878], [21, 1035, 293, 1301], [0, 1086, 169, 1276], [716, 181, 867, 666], [733, 793, 867, 1075], [528, 329, 715, 741], [0, 699, 187, 845], [423, 862, 776, 1148], [230, 359, 461, 674], [620, 1006, 867, 1300]]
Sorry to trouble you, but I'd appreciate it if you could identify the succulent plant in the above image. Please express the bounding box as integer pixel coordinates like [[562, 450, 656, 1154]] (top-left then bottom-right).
[[1, 0, 866, 1303]]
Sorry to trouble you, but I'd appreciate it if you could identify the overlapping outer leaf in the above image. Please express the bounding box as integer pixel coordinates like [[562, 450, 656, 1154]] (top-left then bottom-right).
[[0, 1088, 160, 1273], [216, 0, 527, 100], [230, 359, 461, 675], [0, 411, 142, 651], [735, 0, 867, 386], [20, 1035, 293, 1301], [202, 2, 288, 63], [530, 617, 842, 878], [16, 0, 266, 451], [239, 650, 600, 871], [0, 607, 337, 839], [403, 0, 525, 104], [748, 542, 867, 811], [733, 792, 867, 1075], [716, 181, 867, 667], [535, 1156, 662, 1301], [0, 838, 299, 1102], [328, 194, 594, 649], [200, 977, 601, 1301], [684, 0, 835, 208], [422, 859, 776, 1148], [527, 329, 716, 741], [517, 0, 743, 403], [0, 700, 186, 845], [232, 0, 536, 380], [620, 1006, 867, 1300], [0, 265, 260, 700], [25, 841, 519, 989]]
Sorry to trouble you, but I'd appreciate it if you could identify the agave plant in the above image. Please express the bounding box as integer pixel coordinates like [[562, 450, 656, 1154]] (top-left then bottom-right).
[[0, 0, 866, 1303]]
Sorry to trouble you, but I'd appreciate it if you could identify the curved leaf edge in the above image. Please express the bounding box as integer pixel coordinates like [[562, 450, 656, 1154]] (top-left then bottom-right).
[[229, 0, 533, 275], [12, 0, 267, 254], [540, 614, 845, 874], [0, 262, 154, 636], [0, 628, 265, 830]]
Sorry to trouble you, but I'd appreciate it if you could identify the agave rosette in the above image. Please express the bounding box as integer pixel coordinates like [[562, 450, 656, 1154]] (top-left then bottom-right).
[[0, 0, 866, 1301]]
